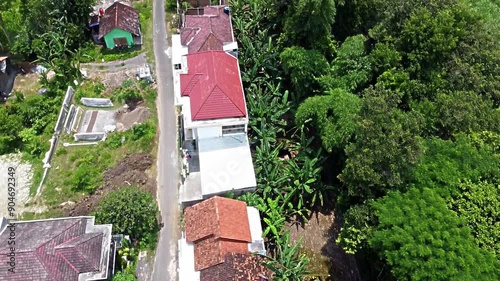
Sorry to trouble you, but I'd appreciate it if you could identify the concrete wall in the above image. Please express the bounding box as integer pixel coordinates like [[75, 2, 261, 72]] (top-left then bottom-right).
[[74, 132, 107, 142], [196, 127, 220, 139], [104, 28, 133, 49]]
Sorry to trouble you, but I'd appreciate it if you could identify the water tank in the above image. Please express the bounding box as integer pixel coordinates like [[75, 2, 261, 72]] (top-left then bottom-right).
[[223, 6, 230, 15]]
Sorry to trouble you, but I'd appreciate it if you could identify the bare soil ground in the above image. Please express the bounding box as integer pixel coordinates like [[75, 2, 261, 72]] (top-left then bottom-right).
[[12, 73, 40, 95], [116, 106, 151, 131], [87, 69, 137, 88], [287, 210, 361, 281], [64, 153, 156, 216], [0, 154, 47, 217]]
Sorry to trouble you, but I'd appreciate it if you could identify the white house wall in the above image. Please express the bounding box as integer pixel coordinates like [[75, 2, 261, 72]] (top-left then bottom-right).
[[197, 127, 221, 139], [172, 34, 189, 106]]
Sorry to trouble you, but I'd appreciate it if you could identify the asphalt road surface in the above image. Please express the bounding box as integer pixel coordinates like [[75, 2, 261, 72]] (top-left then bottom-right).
[[151, 0, 179, 280]]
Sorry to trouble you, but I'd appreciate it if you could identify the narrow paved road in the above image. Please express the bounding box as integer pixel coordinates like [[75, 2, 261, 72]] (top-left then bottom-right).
[[152, 0, 179, 280]]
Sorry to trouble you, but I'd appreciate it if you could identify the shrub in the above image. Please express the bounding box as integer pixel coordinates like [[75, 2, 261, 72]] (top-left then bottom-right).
[[93, 186, 159, 246], [166, 0, 177, 11], [105, 133, 126, 149], [55, 148, 67, 156], [69, 163, 101, 193], [111, 271, 137, 281]]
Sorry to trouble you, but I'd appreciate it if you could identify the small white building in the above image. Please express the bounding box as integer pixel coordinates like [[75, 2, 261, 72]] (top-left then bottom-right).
[[172, 5, 255, 206], [177, 50, 256, 205]]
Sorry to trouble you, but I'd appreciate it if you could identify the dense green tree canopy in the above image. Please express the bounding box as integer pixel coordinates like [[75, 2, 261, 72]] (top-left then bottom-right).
[[280, 46, 329, 102], [450, 180, 500, 256], [94, 187, 159, 243], [410, 135, 500, 197], [340, 88, 422, 198], [319, 34, 372, 92], [370, 187, 500, 281], [296, 89, 361, 152], [280, 0, 336, 52]]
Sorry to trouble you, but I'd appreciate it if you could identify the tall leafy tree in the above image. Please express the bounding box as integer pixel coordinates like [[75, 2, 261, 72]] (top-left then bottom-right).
[[411, 135, 500, 198], [94, 186, 159, 244], [370, 187, 500, 281], [340, 88, 422, 199], [319, 34, 372, 93], [280, 0, 336, 53], [296, 88, 361, 152], [434, 91, 500, 138], [280, 46, 329, 103], [450, 180, 500, 257]]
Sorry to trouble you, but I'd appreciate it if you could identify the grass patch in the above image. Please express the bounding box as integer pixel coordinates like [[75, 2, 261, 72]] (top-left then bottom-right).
[[135, 0, 155, 63], [74, 80, 106, 101], [41, 79, 158, 209], [20, 208, 64, 221], [80, 43, 142, 63]]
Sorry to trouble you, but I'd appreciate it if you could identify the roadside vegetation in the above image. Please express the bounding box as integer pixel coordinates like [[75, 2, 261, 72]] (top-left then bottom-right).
[[94, 186, 160, 249], [1, 1, 159, 280], [230, 0, 500, 280]]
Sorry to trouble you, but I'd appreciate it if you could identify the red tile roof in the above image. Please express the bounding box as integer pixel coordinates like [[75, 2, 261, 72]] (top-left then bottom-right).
[[0, 218, 108, 281], [200, 253, 271, 281], [185, 196, 252, 271], [180, 51, 247, 121], [181, 6, 234, 53], [99, 2, 140, 39]]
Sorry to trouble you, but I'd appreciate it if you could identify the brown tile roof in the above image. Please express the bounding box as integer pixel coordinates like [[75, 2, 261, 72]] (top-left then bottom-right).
[[0, 217, 109, 281], [181, 6, 234, 53], [185, 196, 252, 271], [200, 253, 271, 281], [99, 1, 140, 39]]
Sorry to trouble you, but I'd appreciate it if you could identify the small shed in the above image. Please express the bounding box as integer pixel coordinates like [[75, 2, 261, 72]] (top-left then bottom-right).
[[98, 2, 142, 49]]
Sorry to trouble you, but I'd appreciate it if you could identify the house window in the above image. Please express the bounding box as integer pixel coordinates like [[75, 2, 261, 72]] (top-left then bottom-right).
[[222, 124, 245, 135], [174, 64, 182, 70]]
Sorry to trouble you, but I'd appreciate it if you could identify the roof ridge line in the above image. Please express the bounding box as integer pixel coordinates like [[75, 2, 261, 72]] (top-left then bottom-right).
[[58, 249, 81, 274], [75, 234, 102, 272], [36, 218, 86, 251], [193, 84, 218, 120], [211, 51, 245, 116], [214, 198, 221, 239], [115, 2, 119, 29], [198, 32, 223, 52], [56, 232, 101, 249]]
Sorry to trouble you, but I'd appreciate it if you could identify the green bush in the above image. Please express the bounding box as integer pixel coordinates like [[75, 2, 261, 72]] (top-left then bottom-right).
[[69, 163, 101, 193], [105, 133, 126, 149], [93, 186, 159, 247], [131, 123, 154, 140], [166, 0, 177, 11], [75, 82, 106, 102], [111, 271, 137, 281], [55, 148, 68, 156]]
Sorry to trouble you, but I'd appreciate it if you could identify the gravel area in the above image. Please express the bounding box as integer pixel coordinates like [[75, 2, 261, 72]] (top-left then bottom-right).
[[0, 154, 33, 218]]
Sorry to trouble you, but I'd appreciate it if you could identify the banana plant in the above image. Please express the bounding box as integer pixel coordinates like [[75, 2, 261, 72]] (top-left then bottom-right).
[[263, 231, 310, 281]]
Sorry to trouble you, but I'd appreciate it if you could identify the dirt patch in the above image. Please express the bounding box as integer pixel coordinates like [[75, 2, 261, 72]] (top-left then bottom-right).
[[115, 106, 151, 131], [287, 210, 361, 281], [87, 69, 136, 88], [0, 153, 47, 217], [12, 73, 40, 93], [65, 153, 156, 216]]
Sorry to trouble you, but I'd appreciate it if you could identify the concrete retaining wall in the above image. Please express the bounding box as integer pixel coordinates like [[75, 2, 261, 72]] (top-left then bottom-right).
[[74, 132, 107, 142]]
